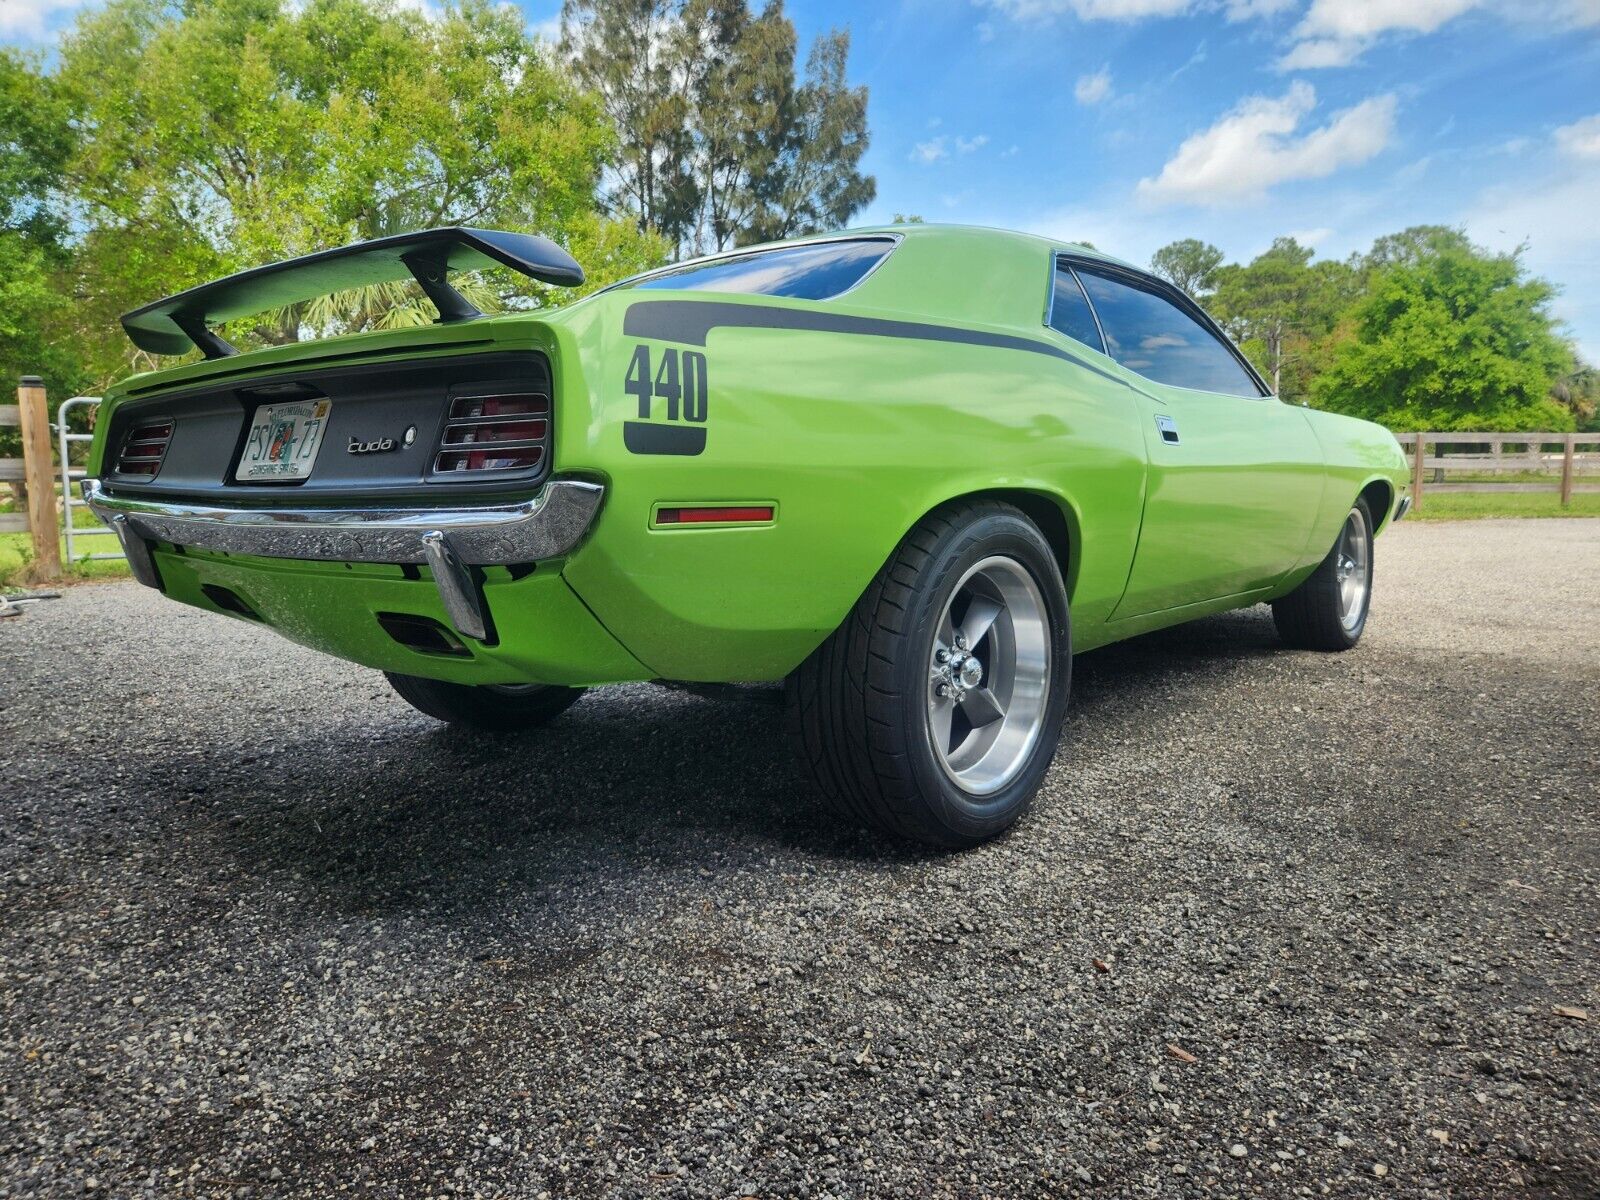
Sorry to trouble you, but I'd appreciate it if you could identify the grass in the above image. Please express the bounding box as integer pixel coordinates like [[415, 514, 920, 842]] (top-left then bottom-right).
[[1409, 491, 1600, 520], [1, 525, 131, 589]]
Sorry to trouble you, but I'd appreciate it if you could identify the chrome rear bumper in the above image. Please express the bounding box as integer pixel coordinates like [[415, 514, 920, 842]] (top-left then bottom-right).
[[82, 477, 604, 641]]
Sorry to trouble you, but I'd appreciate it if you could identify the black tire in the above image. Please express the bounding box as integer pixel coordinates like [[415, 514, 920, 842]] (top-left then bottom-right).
[[384, 673, 584, 731], [1271, 496, 1374, 651], [786, 500, 1072, 849]]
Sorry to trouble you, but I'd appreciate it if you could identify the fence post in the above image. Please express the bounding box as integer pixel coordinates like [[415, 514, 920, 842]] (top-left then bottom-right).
[[16, 376, 62, 581], [1560, 433, 1575, 509], [1411, 432, 1426, 515]]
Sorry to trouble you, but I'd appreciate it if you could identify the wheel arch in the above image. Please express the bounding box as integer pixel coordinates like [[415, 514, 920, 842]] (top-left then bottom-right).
[[1357, 476, 1395, 533], [921, 486, 1082, 601]]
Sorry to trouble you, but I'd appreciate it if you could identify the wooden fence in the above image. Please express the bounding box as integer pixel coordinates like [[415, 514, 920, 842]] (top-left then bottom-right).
[[1392, 432, 1598, 513], [1, 377, 62, 580], [4, 376, 1597, 585]]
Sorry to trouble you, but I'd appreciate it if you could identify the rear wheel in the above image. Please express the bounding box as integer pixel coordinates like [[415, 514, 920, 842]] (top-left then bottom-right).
[[1271, 497, 1374, 651], [385, 673, 584, 731], [786, 500, 1071, 848]]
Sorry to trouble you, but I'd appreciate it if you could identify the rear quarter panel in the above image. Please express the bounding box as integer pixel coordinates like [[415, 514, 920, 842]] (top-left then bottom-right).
[[547, 286, 1149, 681]]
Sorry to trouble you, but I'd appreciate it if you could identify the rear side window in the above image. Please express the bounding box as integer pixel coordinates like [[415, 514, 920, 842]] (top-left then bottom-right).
[[1049, 265, 1105, 353], [625, 238, 894, 300], [1074, 265, 1263, 398]]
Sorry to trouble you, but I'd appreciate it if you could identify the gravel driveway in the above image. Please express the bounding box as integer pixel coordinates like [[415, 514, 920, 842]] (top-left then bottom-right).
[[2, 518, 1596, 1199]]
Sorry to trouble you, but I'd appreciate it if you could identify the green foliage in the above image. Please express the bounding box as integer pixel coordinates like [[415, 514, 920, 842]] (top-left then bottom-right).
[[45, 0, 665, 368], [1312, 234, 1574, 431], [1149, 238, 1223, 298], [1209, 237, 1354, 402], [0, 50, 92, 449], [562, 0, 874, 258], [1550, 363, 1599, 430]]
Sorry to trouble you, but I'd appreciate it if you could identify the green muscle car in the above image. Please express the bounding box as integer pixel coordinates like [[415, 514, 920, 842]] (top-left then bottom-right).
[[86, 224, 1409, 847]]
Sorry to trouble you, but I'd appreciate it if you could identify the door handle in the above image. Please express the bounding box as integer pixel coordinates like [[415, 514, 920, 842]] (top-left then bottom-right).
[[1155, 414, 1180, 445]]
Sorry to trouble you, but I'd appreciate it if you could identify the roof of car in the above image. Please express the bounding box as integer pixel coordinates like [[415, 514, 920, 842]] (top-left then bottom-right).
[[849, 222, 1140, 272]]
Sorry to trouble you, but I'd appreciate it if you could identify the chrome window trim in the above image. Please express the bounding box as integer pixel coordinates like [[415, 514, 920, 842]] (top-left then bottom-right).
[[598, 233, 905, 301], [1061, 254, 1273, 400], [1042, 253, 1109, 357]]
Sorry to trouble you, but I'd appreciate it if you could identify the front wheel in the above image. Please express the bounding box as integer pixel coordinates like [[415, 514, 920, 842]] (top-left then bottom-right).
[[385, 673, 585, 731], [1271, 497, 1374, 651], [786, 500, 1072, 849]]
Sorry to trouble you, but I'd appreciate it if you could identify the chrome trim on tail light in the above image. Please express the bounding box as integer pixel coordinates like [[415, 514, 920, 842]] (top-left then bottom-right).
[[430, 394, 550, 478]]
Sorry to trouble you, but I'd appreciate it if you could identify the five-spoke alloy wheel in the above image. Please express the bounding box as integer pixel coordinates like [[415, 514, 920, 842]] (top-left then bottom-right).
[[1272, 495, 1376, 651], [926, 556, 1052, 797], [788, 500, 1072, 848]]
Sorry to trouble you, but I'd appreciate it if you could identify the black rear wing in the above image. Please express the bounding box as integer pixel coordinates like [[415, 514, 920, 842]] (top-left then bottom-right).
[[120, 227, 584, 360]]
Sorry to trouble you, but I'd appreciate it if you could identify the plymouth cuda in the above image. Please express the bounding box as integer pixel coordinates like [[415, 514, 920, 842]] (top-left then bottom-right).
[[87, 224, 1409, 846]]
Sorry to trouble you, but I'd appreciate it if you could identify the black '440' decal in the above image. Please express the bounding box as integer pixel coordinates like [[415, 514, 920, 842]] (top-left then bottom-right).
[[623, 344, 708, 456]]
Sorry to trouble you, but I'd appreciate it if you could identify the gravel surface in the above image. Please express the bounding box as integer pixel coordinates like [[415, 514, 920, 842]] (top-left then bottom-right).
[[2, 518, 1596, 1199]]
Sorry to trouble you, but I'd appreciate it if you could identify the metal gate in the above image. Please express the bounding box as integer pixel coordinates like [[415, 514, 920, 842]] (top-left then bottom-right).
[[57, 396, 122, 563]]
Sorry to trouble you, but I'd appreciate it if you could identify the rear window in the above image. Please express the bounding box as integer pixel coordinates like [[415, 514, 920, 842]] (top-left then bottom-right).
[[624, 238, 894, 300]]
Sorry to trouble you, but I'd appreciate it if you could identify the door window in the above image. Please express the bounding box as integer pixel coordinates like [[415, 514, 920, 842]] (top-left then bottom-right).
[[1073, 265, 1264, 397]]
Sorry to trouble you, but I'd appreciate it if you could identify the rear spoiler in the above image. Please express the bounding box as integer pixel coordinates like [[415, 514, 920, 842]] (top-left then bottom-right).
[[120, 227, 585, 360]]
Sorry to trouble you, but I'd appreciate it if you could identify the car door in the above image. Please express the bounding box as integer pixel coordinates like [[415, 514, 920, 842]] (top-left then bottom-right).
[[1062, 261, 1324, 617]]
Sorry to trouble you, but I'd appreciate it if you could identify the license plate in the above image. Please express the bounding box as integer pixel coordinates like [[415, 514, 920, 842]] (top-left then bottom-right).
[[236, 399, 332, 481]]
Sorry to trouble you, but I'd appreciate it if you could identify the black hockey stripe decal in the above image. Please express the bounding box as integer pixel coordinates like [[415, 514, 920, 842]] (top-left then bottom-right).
[[621, 299, 1140, 391], [623, 420, 706, 456], [623, 300, 1080, 362]]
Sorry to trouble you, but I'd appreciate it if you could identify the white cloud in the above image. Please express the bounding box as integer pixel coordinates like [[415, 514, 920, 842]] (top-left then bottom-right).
[[1297, 0, 1478, 39], [529, 14, 562, 42], [1275, 37, 1366, 68], [956, 134, 991, 153], [1554, 114, 1600, 159], [1137, 81, 1397, 207], [1074, 67, 1113, 105], [1277, 0, 1600, 69], [1288, 226, 1334, 247], [912, 138, 948, 164], [0, 0, 88, 39]]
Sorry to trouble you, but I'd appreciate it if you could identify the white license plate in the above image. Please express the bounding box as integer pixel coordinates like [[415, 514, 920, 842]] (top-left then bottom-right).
[[236, 399, 332, 481]]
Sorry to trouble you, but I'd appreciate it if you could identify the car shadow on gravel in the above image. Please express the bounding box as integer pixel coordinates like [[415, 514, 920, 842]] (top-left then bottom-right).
[[204, 608, 1287, 917]]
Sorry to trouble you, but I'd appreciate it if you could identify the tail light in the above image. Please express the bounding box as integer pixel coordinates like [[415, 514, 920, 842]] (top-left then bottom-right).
[[431, 394, 549, 476], [115, 420, 174, 478]]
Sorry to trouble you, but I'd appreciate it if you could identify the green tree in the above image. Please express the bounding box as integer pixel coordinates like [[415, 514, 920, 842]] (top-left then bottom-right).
[[1313, 235, 1574, 431], [1149, 238, 1223, 298], [53, 0, 662, 368], [0, 50, 88, 449], [563, 0, 873, 257], [1361, 224, 1474, 271], [1550, 362, 1599, 430], [1210, 238, 1352, 401]]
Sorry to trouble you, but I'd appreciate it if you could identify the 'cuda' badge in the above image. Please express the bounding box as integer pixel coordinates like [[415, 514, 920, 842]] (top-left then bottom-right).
[[348, 425, 416, 455]]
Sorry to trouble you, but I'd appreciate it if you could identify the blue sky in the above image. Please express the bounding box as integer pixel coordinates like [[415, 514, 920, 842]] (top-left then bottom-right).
[[6, 0, 1599, 357]]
